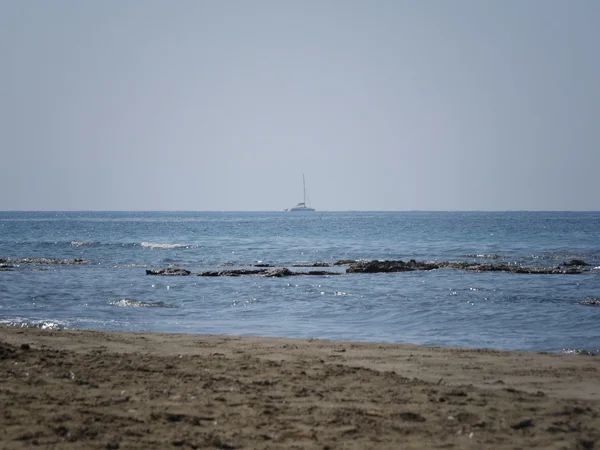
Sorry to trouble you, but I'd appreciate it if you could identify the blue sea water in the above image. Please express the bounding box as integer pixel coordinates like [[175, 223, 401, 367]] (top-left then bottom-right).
[[1, 211, 599, 353]]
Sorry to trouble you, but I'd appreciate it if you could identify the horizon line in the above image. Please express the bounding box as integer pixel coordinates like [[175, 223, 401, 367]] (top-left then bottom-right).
[[1, 209, 599, 213]]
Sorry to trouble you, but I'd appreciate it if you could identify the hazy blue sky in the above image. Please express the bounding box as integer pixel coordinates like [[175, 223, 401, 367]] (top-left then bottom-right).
[[2, 1, 599, 211]]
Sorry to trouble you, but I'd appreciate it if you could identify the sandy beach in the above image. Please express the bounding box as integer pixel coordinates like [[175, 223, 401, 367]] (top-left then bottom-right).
[[1, 326, 599, 449]]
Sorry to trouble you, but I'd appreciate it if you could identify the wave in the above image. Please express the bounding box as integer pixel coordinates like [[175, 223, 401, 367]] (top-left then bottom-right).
[[530, 252, 600, 261], [112, 264, 149, 269], [107, 299, 174, 308], [580, 298, 600, 306], [71, 241, 99, 247], [140, 242, 198, 250], [561, 348, 599, 356], [0, 319, 64, 330], [6, 240, 199, 250], [0, 257, 88, 265], [464, 254, 502, 259]]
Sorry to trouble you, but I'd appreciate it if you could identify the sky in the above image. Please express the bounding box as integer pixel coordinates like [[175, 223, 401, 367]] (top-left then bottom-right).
[[2, 1, 599, 211]]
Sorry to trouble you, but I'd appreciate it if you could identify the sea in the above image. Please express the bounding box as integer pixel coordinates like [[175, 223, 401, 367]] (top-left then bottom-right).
[[1, 211, 599, 354]]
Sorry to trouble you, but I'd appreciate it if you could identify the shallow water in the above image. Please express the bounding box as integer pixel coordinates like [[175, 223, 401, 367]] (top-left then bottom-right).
[[1, 211, 599, 353]]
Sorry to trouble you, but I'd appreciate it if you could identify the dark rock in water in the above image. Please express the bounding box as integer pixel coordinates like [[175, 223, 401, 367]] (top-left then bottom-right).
[[292, 261, 333, 267], [347, 260, 440, 273], [334, 259, 358, 266], [304, 270, 342, 276], [146, 268, 191, 276], [147, 259, 593, 278], [198, 267, 341, 277], [199, 269, 266, 277], [344, 260, 590, 275], [0, 264, 14, 271], [464, 263, 514, 273], [1, 257, 89, 265], [441, 261, 584, 275], [200, 268, 296, 277], [261, 268, 294, 277], [562, 259, 589, 267]]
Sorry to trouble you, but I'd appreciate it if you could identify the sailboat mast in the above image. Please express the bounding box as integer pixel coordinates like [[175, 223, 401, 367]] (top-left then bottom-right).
[[303, 174, 306, 204]]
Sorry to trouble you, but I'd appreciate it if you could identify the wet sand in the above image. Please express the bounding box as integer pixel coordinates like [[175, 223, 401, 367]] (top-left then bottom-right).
[[1, 326, 599, 449]]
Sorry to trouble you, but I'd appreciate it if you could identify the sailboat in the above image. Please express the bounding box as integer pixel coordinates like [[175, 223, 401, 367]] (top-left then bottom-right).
[[289, 174, 315, 211]]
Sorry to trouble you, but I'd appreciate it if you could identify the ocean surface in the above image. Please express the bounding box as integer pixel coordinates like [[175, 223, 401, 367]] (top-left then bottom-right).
[[1, 211, 599, 354]]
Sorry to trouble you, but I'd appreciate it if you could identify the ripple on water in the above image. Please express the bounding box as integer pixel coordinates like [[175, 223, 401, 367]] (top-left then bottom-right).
[[107, 299, 174, 308]]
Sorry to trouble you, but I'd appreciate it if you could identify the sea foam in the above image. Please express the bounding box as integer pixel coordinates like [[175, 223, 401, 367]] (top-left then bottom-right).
[[140, 242, 198, 250], [71, 241, 98, 247], [107, 299, 173, 308]]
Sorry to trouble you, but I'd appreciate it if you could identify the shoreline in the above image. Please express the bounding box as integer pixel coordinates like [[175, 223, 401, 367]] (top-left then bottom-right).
[[2, 326, 599, 449]]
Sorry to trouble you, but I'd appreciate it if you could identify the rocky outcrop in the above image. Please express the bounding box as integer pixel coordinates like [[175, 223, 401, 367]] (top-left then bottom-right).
[[199, 269, 267, 277], [292, 261, 334, 267], [442, 262, 585, 275], [303, 270, 342, 276], [262, 268, 295, 277], [347, 260, 440, 273], [146, 268, 192, 276], [0, 257, 89, 265], [198, 268, 341, 277], [562, 259, 589, 267], [344, 259, 591, 275], [334, 259, 359, 266], [145, 259, 597, 277]]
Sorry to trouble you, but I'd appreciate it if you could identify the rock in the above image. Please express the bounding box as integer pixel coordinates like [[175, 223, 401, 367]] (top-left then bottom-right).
[[346, 260, 440, 273], [261, 268, 295, 277], [199, 269, 266, 277], [333, 259, 358, 266], [562, 259, 589, 266], [304, 270, 342, 276], [442, 262, 584, 275], [463, 263, 514, 273], [146, 268, 191, 276], [292, 262, 333, 267], [198, 268, 341, 277], [1, 257, 89, 265]]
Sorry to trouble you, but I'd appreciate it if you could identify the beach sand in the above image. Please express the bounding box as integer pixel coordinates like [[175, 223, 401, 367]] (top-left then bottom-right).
[[1, 326, 599, 449]]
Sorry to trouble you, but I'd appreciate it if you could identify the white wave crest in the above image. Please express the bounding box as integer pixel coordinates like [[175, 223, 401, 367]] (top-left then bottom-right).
[[71, 241, 96, 247], [0, 319, 63, 330], [108, 299, 171, 308], [140, 242, 198, 250]]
